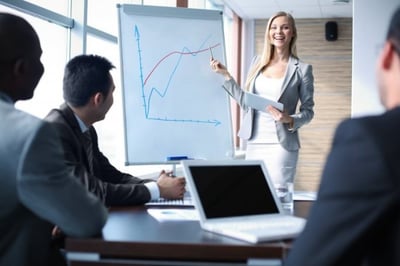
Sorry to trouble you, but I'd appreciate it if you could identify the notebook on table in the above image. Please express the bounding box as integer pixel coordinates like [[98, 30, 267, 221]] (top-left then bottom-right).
[[181, 159, 306, 243]]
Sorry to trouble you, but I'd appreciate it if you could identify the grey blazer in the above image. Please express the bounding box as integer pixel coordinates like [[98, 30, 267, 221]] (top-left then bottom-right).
[[222, 56, 314, 151], [0, 94, 107, 266]]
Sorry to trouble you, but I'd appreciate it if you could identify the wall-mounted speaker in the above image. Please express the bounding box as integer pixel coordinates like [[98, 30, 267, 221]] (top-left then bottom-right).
[[325, 21, 338, 41]]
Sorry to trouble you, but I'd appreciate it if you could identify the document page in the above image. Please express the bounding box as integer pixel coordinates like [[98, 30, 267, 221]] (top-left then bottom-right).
[[244, 92, 284, 112], [147, 208, 199, 221]]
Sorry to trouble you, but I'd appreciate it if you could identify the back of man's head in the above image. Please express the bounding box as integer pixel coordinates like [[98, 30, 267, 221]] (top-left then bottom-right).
[[377, 6, 400, 110], [63, 54, 115, 107], [0, 13, 36, 60], [387, 7, 400, 45], [0, 12, 43, 102]]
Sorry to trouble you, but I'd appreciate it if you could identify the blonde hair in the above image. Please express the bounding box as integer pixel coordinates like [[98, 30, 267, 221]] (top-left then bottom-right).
[[244, 11, 298, 91]]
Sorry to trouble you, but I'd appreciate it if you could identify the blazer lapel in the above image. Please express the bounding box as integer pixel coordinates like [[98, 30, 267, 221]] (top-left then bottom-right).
[[279, 56, 299, 98]]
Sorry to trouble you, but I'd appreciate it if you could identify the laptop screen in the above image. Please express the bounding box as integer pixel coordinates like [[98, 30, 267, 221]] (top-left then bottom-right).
[[188, 164, 280, 219]]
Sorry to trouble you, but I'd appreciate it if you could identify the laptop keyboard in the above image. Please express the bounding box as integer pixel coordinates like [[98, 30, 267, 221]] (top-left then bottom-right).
[[146, 197, 194, 206]]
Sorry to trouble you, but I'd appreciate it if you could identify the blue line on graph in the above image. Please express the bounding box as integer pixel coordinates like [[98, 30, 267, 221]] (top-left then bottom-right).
[[134, 25, 221, 126]]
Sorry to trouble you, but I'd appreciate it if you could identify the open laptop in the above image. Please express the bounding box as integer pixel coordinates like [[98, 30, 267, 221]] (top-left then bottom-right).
[[181, 159, 306, 243]]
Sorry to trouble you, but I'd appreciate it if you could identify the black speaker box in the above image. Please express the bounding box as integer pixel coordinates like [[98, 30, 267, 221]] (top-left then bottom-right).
[[325, 21, 338, 41]]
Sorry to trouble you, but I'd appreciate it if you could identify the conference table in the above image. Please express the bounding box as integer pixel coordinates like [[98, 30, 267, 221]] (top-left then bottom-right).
[[65, 200, 313, 266]]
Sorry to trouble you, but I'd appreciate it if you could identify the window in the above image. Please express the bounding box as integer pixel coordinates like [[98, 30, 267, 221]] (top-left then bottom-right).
[[23, 0, 69, 16], [86, 34, 126, 170], [0, 6, 68, 118], [1, 0, 235, 175]]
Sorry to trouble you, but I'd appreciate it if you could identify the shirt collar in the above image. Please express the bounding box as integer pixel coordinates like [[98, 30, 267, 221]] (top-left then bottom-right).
[[74, 113, 89, 133]]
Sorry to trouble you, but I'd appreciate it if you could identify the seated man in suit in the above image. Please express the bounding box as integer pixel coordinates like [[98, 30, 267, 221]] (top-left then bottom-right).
[[284, 6, 400, 266], [45, 54, 186, 206], [0, 13, 108, 266]]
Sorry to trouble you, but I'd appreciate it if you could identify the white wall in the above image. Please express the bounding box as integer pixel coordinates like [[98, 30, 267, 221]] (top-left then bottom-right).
[[352, 0, 399, 117]]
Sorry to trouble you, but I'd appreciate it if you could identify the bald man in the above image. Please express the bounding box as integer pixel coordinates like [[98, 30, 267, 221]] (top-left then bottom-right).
[[0, 13, 107, 266], [284, 7, 400, 266]]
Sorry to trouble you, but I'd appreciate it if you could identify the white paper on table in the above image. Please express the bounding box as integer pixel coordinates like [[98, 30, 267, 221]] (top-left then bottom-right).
[[147, 208, 199, 222]]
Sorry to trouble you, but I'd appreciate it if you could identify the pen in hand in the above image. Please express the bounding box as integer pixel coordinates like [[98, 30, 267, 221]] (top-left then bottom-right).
[[209, 47, 222, 71]]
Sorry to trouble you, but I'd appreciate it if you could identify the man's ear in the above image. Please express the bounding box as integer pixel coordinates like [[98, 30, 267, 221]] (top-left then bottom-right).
[[93, 92, 103, 106], [13, 58, 25, 77], [380, 41, 395, 70]]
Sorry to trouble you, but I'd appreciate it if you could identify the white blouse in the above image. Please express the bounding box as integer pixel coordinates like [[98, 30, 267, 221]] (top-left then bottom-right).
[[249, 74, 284, 143]]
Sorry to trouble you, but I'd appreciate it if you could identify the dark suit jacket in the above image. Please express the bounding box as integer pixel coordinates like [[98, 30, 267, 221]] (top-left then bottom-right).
[[284, 107, 400, 266], [45, 103, 153, 206]]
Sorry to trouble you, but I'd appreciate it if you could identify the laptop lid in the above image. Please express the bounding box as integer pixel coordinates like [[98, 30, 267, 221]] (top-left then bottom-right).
[[181, 159, 285, 224], [182, 159, 306, 243]]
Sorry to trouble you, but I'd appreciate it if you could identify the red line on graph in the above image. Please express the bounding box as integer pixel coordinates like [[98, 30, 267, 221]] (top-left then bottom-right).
[[144, 43, 220, 85]]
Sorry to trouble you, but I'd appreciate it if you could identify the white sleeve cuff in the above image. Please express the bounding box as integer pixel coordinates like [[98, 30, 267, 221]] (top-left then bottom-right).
[[144, 181, 160, 200]]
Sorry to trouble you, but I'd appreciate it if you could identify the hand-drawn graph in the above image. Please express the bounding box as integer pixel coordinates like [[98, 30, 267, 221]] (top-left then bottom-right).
[[118, 4, 234, 164], [134, 25, 222, 126]]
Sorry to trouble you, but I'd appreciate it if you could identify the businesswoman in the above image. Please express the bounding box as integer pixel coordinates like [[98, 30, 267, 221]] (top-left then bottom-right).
[[210, 11, 314, 185]]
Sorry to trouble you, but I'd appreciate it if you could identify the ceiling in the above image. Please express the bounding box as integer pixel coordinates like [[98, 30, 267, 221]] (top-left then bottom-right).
[[215, 0, 353, 19]]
